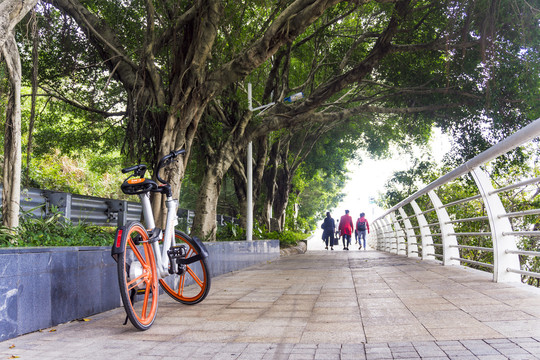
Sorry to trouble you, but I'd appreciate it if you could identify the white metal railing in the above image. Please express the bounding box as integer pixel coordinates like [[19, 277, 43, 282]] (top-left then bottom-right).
[[373, 118, 540, 284]]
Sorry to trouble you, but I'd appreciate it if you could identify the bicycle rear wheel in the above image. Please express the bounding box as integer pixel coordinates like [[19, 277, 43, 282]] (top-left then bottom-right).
[[159, 230, 211, 304], [117, 222, 158, 330]]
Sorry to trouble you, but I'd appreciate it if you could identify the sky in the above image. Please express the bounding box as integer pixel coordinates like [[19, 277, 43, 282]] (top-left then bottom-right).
[[333, 128, 452, 222]]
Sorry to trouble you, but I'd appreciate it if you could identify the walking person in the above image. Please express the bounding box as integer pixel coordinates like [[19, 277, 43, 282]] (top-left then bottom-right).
[[321, 212, 336, 250], [356, 212, 370, 250], [338, 210, 354, 250]]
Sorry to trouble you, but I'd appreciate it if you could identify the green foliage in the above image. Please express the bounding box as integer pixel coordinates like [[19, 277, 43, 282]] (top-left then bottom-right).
[[214, 220, 307, 248], [215, 221, 246, 242], [264, 230, 308, 248], [0, 207, 114, 248], [215, 220, 267, 242], [22, 149, 127, 199]]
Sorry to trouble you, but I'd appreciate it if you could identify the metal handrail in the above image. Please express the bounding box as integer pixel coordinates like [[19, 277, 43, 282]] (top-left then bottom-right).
[[507, 268, 540, 278], [499, 209, 540, 218], [490, 176, 540, 195], [446, 216, 489, 224], [450, 245, 493, 252], [373, 117, 540, 284], [442, 194, 483, 208], [506, 249, 540, 257], [451, 257, 494, 269], [378, 119, 540, 218]]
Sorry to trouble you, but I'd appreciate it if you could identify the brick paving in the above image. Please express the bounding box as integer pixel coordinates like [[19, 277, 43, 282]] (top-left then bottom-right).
[[1, 240, 540, 359]]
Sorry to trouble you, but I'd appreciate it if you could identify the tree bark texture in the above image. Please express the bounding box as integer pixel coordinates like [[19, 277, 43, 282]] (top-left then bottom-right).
[[191, 141, 239, 239], [0, 0, 38, 48], [1, 34, 22, 229], [0, 0, 39, 229]]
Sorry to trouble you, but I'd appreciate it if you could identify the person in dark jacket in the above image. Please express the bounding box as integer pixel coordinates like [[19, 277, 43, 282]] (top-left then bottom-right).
[[321, 212, 336, 250]]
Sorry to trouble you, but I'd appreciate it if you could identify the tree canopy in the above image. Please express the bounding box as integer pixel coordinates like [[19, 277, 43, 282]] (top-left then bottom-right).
[[1, 0, 538, 238]]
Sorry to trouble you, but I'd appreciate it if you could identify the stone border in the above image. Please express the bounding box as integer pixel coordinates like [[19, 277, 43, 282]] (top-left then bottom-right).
[[280, 239, 308, 256], [0, 240, 279, 342]]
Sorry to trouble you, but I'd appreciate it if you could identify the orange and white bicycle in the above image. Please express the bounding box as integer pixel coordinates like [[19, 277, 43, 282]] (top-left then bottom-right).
[[111, 149, 211, 330]]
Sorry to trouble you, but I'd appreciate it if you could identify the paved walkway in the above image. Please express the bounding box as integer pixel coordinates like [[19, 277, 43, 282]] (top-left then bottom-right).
[[1, 238, 540, 359]]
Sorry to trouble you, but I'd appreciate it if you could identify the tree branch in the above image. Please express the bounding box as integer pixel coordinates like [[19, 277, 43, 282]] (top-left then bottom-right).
[[206, 0, 344, 95], [39, 87, 127, 117]]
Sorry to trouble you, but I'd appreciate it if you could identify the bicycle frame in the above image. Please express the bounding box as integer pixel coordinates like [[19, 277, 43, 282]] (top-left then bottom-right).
[[139, 192, 178, 278]]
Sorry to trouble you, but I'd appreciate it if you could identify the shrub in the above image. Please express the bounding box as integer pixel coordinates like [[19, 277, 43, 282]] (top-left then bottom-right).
[[264, 230, 308, 248], [0, 207, 114, 248]]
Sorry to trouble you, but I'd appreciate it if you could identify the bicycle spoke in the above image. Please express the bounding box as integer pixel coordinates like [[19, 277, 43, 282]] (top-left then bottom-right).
[[141, 287, 151, 320], [128, 239, 148, 266], [127, 273, 146, 292], [176, 274, 186, 297], [186, 266, 204, 288]]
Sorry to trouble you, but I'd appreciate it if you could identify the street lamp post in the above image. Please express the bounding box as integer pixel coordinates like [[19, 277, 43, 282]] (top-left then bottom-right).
[[247, 84, 274, 241], [246, 83, 303, 241]]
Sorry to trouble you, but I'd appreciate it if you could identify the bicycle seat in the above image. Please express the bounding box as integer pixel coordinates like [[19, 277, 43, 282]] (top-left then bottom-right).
[[121, 178, 158, 195]]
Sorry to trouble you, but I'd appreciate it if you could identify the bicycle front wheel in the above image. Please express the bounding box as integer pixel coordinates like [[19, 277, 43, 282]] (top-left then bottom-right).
[[117, 222, 158, 330], [159, 230, 211, 304]]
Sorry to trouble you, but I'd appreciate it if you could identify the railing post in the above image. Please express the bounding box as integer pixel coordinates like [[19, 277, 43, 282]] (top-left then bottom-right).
[[389, 212, 405, 255], [428, 190, 460, 266], [47, 192, 72, 223], [398, 207, 418, 258], [381, 216, 392, 252], [470, 167, 521, 282], [106, 200, 128, 227], [373, 220, 383, 250], [410, 200, 435, 261]]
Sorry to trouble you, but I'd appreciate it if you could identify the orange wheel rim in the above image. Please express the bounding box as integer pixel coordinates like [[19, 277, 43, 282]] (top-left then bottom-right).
[[125, 227, 158, 325]]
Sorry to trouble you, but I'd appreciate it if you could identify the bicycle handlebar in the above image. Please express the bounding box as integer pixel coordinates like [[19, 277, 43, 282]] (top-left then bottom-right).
[[156, 149, 186, 184], [121, 164, 147, 175], [121, 149, 185, 185]]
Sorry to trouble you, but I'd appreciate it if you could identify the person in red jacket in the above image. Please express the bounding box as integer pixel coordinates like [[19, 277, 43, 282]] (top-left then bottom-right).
[[356, 212, 370, 250], [338, 210, 354, 250]]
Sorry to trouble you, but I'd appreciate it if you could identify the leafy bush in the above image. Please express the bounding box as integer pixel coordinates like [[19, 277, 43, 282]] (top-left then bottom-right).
[[216, 221, 246, 241], [0, 207, 114, 248], [214, 221, 307, 248], [264, 230, 308, 248]]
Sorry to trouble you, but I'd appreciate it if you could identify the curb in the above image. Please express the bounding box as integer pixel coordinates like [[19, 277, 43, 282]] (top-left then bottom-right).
[[280, 239, 307, 256]]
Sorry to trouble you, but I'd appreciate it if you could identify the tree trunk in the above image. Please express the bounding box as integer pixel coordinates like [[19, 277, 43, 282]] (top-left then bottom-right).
[[231, 135, 269, 229], [1, 34, 23, 229], [273, 164, 292, 232], [261, 139, 281, 229], [191, 166, 223, 240], [231, 157, 248, 225], [0, 0, 38, 48], [26, 9, 39, 186], [191, 145, 237, 240]]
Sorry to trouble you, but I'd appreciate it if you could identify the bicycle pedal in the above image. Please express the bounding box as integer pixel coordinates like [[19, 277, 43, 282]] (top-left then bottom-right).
[[167, 245, 187, 259]]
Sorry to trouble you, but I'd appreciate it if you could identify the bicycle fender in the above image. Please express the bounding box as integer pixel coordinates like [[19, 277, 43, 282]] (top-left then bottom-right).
[[111, 226, 127, 263], [191, 236, 209, 258], [175, 230, 209, 259]]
